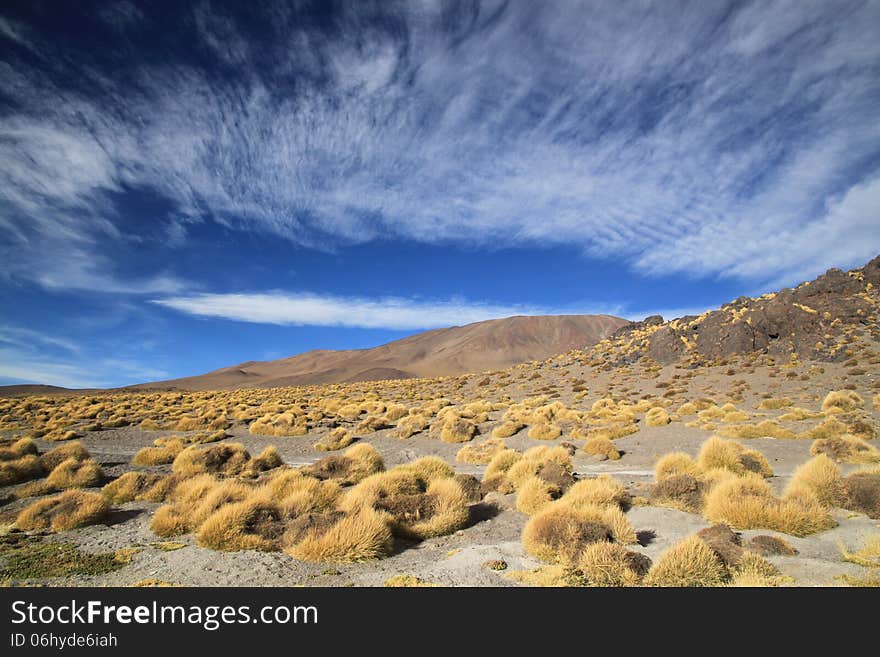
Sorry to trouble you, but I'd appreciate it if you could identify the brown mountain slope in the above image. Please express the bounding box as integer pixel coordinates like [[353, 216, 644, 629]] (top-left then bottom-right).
[[131, 314, 629, 391]]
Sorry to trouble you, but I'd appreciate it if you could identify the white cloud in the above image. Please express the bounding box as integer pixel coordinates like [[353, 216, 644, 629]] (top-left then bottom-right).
[[152, 291, 624, 330], [1, 1, 878, 292]]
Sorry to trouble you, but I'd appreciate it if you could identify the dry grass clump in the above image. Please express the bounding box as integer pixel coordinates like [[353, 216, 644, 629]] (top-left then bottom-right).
[[151, 479, 252, 537], [15, 490, 109, 532], [645, 407, 671, 427], [563, 476, 631, 510], [394, 413, 429, 439], [384, 574, 438, 587], [196, 499, 285, 551], [654, 452, 700, 480], [801, 417, 850, 441], [778, 407, 824, 421], [643, 536, 728, 587], [340, 458, 469, 539], [456, 438, 506, 464], [301, 443, 384, 485], [811, 435, 880, 464], [784, 454, 847, 507], [696, 437, 773, 478], [576, 541, 651, 586], [717, 420, 796, 440], [0, 437, 38, 460], [0, 455, 44, 486], [527, 423, 562, 440], [313, 427, 354, 452], [241, 447, 284, 477], [821, 390, 864, 414], [571, 423, 638, 441], [39, 442, 90, 471], [439, 415, 478, 443], [522, 501, 636, 564], [272, 475, 341, 517], [505, 564, 588, 587], [650, 474, 705, 513], [45, 458, 104, 490], [516, 475, 563, 515], [102, 471, 171, 503], [132, 438, 185, 466], [499, 446, 574, 496], [704, 472, 836, 536], [583, 437, 621, 461], [842, 472, 880, 519], [492, 421, 525, 439], [284, 507, 395, 563], [249, 412, 308, 436], [758, 398, 793, 410], [380, 477, 471, 539], [171, 442, 251, 477], [728, 551, 787, 587]]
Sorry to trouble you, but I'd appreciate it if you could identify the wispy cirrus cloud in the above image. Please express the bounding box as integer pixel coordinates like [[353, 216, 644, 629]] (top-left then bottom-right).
[[0, 0, 878, 294], [152, 291, 624, 330], [152, 290, 715, 329]]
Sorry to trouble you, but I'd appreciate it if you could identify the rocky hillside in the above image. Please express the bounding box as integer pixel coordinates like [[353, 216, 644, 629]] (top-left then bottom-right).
[[590, 255, 880, 367]]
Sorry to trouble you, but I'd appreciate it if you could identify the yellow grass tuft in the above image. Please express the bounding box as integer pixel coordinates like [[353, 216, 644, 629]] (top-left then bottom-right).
[[102, 471, 170, 503], [313, 427, 354, 452], [582, 437, 621, 460], [384, 574, 438, 587], [718, 420, 796, 439], [196, 499, 285, 551], [522, 501, 635, 564], [654, 452, 699, 480], [45, 458, 104, 490], [249, 412, 308, 436], [783, 454, 846, 507], [645, 407, 671, 427], [132, 438, 186, 466], [696, 437, 773, 478], [528, 423, 562, 440], [644, 536, 727, 587], [821, 390, 864, 414], [577, 541, 647, 587], [0, 454, 44, 486], [728, 551, 786, 587], [15, 490, 110, 532], [0, 437, 38, 460], [172, 442, 251, 477], [285, 507, 394, 563], [516, 475, 561, 515], [492, 421, 525, 439], [439, 416, 477, 443], [758, 398, 793, 410], [39, 441, 90, 471], [562, 476, 630, 509], [811, 434, 880, 464], [704, 472, 836, 536]]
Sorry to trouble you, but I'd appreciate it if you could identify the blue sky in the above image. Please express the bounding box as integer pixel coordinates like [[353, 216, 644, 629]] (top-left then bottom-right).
[[1, 0, 879, 388]]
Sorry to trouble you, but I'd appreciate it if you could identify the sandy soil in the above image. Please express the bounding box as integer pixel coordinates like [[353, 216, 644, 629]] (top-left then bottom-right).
[[1, 356, 877, 587]]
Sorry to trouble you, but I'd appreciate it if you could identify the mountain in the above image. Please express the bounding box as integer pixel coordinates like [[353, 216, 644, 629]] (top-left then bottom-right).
[[591, 255, 880, 367], [131, 314, 629, 391]]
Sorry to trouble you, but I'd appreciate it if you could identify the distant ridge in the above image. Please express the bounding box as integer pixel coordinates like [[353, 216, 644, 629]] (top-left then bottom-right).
[[129, 314, 629, 391]]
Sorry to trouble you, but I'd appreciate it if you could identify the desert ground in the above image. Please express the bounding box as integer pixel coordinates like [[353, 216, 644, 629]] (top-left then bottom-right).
[[1, 260, 879, 587]]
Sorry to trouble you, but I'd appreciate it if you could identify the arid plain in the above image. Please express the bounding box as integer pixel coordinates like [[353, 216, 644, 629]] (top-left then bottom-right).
[[1, 257, 878, 587]]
